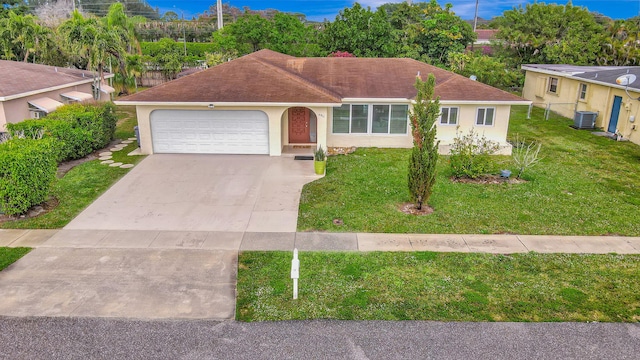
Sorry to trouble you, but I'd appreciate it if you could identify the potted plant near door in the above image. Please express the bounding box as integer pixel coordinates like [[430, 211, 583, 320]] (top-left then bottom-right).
[[314, 145, 327, 175]]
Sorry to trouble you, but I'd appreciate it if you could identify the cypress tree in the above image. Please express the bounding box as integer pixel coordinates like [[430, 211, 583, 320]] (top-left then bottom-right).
[[408, 74, 440, 210]]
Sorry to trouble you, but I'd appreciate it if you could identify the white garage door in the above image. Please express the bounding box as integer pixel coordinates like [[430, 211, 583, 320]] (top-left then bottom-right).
[[150, 110, 269, 154]]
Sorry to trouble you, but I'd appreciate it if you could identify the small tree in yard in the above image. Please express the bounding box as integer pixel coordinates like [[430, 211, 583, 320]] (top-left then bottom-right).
[[408, 74, 440, 210]]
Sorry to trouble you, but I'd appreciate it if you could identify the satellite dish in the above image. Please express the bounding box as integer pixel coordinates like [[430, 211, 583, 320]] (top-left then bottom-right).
[[469, 75, 477, 81], [616, 74, 636, 86]]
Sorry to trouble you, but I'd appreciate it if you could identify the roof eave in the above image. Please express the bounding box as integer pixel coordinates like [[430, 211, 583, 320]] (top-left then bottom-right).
[[113, 101, 344, 107], [0, 74, 114, 101]]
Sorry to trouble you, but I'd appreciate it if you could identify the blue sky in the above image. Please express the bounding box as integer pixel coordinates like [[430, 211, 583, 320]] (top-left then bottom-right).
[[149, 1, 639, 21]]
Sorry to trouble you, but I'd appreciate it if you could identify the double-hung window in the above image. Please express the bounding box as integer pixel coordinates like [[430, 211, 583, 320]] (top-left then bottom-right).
[[439, 107, 458, 125], [548, 77, 559, 93], [476, 107, 495, 126], [579, 83, 588, 100], [333, 104, 408, 134]]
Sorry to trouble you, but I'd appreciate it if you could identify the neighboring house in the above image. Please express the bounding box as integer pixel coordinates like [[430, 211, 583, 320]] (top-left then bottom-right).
[[115, 49, 528, 156], [522, 64, 640, 146], [0, 60, 115, 132], [468, 29, 499, 54]]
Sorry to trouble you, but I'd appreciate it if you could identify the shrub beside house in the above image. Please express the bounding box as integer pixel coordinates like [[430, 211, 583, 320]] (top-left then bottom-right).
[[0, 103, 117, 216]]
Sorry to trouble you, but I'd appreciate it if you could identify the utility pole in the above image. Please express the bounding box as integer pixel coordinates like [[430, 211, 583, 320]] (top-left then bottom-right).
[[217, 0, 223, 29], [180, 11, 187, 56], [473, 0, 479, 32]]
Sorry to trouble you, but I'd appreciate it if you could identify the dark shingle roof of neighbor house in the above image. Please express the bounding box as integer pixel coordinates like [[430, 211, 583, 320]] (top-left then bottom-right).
[[0, 60, 103, 99], [523, 64, 640, 91], [119, 49, 526, 104]]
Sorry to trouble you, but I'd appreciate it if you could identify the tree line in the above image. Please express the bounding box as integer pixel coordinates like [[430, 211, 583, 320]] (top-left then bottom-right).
[[1, 0, 638, 94]]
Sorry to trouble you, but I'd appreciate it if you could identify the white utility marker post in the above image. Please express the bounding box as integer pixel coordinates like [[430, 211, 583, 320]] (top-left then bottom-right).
[[291, 248, 300, 300]]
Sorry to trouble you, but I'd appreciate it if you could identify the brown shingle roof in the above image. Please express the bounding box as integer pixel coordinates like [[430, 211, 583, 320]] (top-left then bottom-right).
[[119, 49, 525, 104], [0, 60, 99, 98]]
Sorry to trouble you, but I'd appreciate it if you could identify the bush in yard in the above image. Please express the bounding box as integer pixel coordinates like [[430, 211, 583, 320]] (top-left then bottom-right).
[[7, 102, 117, 162], [449, 128, 500, 179], [512, 134, 542, 179], [0, 138, 57, 216], [408, 74, 440, 210], [46, 102, 117, 151]]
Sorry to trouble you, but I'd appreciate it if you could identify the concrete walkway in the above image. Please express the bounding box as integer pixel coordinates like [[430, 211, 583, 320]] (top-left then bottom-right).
[[2, 229, 640, 254]]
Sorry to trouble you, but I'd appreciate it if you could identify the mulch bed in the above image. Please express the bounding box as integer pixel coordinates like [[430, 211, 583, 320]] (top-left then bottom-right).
[[451, 174, 527, 185], [399, 202, 434, 216]]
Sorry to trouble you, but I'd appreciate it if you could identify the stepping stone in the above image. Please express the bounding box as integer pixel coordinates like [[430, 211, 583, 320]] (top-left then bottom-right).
[[98, 156, 112, 161], [109, 162, 123, 167], [128, 137, 137, 141], [121, 140, 133, 144], [99, 152, 112, 157], [110, 148, 122, 152], [120, 164, 134, 169], [101, 160, 114, 164]]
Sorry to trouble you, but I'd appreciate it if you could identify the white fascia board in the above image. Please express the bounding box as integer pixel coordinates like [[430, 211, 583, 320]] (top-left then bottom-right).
[[429, 100, 532, 106], [0, 79, 96, 102], [341, 98, 411, 103], [520, 66, 579, 78], [113, 101, 343, 107]]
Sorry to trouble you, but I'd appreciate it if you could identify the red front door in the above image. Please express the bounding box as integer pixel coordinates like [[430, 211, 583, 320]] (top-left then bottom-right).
[[288, 107, 310, 143]]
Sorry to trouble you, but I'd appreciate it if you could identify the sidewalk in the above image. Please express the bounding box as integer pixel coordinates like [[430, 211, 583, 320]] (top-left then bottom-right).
[[2, 229, 640, 254]]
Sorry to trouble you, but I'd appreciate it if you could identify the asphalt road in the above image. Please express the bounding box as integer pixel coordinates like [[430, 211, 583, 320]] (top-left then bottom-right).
[[1, 318, 639, 359]]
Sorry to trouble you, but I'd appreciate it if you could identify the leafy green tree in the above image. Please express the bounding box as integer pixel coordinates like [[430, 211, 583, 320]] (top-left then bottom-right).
[[0, 11, 51, 62], [386, 1, 474, 65], [408, 74, 440, 211], [268, 13, 320, 57], [0, 0, 26, 18], [598, 18, 640, 66], [319, 2, 394, 57], [493, 2, 605, 66], [162, 11, 179, 22], [449, 52, 523, 90]]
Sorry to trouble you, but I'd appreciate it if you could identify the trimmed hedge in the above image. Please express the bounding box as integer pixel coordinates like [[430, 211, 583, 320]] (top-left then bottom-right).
[[0, 138, 57, 216], [7, 102, 117, 162]]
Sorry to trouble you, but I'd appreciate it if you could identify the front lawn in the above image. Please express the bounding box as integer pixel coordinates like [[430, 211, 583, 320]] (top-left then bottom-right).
[[236, 251, 640, 322], [0, 247, 30, 271], [297, 106, 640, 235]]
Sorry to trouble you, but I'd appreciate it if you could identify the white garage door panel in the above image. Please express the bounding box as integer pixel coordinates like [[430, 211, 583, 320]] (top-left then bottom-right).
[[150, 110, 269, 154]]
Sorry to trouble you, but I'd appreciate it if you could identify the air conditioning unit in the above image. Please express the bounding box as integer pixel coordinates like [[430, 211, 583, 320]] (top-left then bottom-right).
[[574, 111, 597, 129]]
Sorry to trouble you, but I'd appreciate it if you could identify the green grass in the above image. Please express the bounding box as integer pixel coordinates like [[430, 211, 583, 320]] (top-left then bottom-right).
[[0, 247, 31, 271], [297, 106, 640, 235], [114, 105, 138, 140], [236, 251, 640, 322], [1, 105, 145, 229]]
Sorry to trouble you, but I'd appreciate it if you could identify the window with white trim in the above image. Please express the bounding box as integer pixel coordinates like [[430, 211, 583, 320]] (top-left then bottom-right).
[[439, 107, 459, 125], [332, 104, 408, 134], [548, 77, 559, 93], [579, 83, 588, 100], [476, 107, 495, 126]]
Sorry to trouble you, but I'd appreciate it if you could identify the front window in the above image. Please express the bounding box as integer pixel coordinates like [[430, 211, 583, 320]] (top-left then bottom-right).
[[476, 107, 495, 126], [332, 104, 408, 134], [579, 83, 587, 100], [439, 107, 459, 125], [548, 77, 559, 93]]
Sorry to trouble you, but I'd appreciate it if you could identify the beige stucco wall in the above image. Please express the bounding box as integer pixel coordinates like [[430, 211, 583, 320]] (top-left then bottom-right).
[[0, 83, 100, 132], [523, 70, 640, 146], [326, 103, 514, 155], [132, 102, 514, 156]]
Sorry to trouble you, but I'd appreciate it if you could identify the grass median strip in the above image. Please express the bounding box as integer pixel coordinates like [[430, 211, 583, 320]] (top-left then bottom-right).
[[236, 251, 640, 322]]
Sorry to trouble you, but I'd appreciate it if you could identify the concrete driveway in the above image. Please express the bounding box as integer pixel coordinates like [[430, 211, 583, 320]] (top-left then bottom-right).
[[65, 154, 320, 232]]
